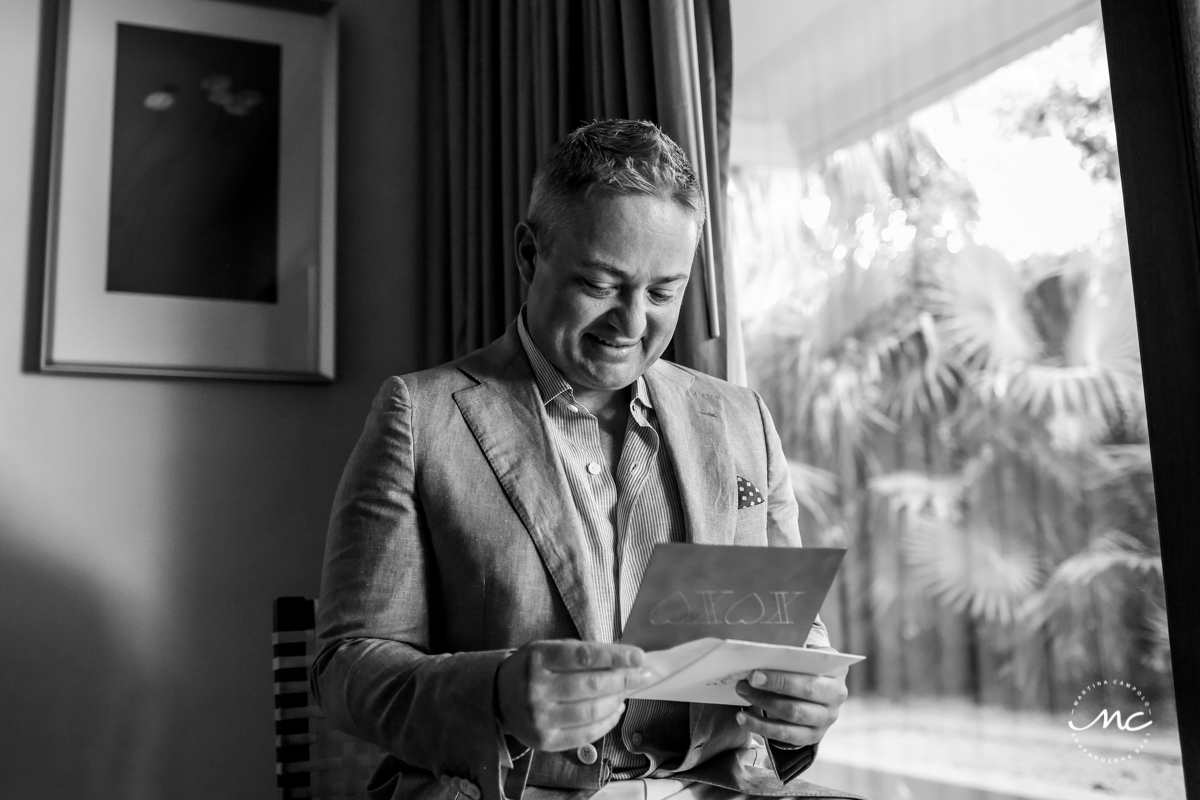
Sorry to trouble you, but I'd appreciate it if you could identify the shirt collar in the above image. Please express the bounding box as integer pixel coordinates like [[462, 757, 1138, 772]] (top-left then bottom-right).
[[517, 311, 576, 407], [630, 370, 654, 410], [516, 310, 653, 411]]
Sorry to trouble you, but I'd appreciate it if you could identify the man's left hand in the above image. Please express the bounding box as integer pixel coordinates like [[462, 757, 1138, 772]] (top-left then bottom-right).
[[733, 668, 848, 747]]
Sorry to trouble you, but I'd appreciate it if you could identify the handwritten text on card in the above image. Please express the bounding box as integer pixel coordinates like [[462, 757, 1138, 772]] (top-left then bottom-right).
[[648, 590, 806, 626]]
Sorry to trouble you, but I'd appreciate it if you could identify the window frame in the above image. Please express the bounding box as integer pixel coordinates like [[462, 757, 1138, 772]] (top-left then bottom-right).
[[1100, 0, 1200, 794]]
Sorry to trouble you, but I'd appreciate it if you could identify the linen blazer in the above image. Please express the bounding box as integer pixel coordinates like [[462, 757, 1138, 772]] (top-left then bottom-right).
[[312, 323, 858, 800]]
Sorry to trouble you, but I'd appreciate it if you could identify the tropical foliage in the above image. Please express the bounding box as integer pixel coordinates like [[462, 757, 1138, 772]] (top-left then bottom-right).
[[729, 24, 1171, 712]]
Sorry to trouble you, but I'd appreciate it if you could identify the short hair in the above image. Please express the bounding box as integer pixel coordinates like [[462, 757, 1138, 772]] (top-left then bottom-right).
[[526, 119, 706, 251]]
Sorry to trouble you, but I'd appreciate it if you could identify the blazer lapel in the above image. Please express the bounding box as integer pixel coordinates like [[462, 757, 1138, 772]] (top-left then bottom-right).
[[453, 328, 603, 642], [644, 363, 737, 547]]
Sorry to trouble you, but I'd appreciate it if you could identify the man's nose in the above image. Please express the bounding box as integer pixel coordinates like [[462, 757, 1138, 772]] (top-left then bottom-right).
[[608, 293, 648, 339]]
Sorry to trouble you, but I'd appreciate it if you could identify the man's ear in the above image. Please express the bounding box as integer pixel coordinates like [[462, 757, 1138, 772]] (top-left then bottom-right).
[[514, 221, 539, 284]]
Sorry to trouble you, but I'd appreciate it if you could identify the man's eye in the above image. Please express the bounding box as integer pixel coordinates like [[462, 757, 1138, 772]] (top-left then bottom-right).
[[584, 281, 616, 295], [650, 290, 678, 304]]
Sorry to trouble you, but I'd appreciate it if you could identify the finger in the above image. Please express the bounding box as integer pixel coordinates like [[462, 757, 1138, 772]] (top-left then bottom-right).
[[536, 642, 645, 672], [746, 670, 847, 706], [735, 708, 819, 748], [539, 695, 626, 729], [571, 703, 626, 741], [540, 704, 627, 753], [540, 667, 655, 701], [735, 683, 831, 727]]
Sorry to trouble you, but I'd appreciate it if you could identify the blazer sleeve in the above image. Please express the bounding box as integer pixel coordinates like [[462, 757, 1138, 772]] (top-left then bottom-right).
[[310, 377, 518, 800]]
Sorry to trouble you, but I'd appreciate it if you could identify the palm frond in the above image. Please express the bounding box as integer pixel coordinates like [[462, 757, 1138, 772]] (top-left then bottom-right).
[[786, 460, 839, 528], [1086, 443, 1153, 489], [869, 470, 963, 523], [1045, 529, 1161, 586], [931, 245, 1041, 374], [819, 140, 893, 227], [902, 520, 1041, 624], [1019, 529, 1160, 630], [957, 405, 1086, 497], [1006, 365, 1139, 427], [794, 350, 896, 465], [1065, 266, 1141, 381], [1018, 529, 1160, 682], [1006, 262, 1144, 426], [1141, 602, 1174, 674], [808, 263, 908, 358], [1145, 602, 1171, 647], [879, 311, 965, 422]]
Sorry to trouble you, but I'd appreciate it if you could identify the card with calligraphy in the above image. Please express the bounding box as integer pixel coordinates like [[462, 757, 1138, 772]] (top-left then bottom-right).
[[620, 543, 845, 651]]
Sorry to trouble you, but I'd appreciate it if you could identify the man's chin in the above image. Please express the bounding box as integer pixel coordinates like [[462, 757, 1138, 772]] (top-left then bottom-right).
[[573, 364, 644, 393]]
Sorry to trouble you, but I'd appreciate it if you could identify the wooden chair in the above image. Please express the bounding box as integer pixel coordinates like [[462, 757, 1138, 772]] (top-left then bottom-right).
[[273, 596, 386, 800]]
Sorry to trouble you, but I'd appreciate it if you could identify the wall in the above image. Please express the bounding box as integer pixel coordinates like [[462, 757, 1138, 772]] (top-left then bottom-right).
[[0, 1, 425, 797]]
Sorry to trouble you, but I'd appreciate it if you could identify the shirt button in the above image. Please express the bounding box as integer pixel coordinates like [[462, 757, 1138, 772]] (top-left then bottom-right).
[[586, 462, 602, 475], [577, 743, 598, 764], [631, 731, 645, 747], [568, 404, 579, 413]]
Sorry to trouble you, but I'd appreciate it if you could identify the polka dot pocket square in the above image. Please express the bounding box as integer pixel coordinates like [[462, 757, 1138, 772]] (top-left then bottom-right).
[[736, 476, 765, 509]]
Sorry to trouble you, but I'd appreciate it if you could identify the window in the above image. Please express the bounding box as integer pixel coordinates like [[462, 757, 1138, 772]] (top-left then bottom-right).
[[730, 10, 1185, 799]]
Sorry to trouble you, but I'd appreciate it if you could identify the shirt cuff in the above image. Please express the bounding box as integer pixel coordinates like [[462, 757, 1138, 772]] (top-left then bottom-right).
[[492, 652, 531, 765], [804, 624, 831, 650], [766, 740, 818, 783], [492, 653, 534, 799]]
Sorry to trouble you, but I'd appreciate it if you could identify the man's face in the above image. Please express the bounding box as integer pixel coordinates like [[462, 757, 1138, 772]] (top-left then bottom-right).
[[517, 192, 698, 401]]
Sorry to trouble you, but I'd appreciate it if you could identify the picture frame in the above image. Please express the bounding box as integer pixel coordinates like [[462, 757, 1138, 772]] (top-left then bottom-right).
[[41, 0, 338, 381]]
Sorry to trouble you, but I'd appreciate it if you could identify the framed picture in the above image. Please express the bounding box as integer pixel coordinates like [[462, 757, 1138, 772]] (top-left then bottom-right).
[[42, 0, 338, 381]]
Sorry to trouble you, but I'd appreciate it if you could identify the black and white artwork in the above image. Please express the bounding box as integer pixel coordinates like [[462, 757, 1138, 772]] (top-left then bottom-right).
[[42, 0, 336, 380], [105, 24, 281, 303]]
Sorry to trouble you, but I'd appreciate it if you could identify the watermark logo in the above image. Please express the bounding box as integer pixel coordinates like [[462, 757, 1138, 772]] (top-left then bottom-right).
[[1069, 679, 1153, 762]]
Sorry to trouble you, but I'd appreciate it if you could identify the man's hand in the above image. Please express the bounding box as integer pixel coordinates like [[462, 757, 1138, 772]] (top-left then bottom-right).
[[496, 640, 655, 752], [733, 667, 848, 748]]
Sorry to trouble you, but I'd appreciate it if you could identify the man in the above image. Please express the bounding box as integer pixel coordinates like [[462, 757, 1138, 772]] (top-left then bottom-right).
[[313, 120, 853, 800]]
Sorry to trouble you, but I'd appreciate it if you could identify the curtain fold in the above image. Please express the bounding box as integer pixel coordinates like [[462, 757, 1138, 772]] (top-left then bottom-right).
[[419, 0, 742, 383]]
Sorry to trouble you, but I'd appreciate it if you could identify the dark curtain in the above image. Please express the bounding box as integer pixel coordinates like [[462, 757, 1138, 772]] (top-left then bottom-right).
[[419, 0, 742, 382]]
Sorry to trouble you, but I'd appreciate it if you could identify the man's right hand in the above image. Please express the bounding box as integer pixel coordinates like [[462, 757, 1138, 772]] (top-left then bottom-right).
[[495, 640, 655, 752]]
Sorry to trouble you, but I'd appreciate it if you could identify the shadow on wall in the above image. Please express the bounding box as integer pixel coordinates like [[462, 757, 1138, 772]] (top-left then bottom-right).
[[0, 517, 170, 800], [0, 0, 425, 797]]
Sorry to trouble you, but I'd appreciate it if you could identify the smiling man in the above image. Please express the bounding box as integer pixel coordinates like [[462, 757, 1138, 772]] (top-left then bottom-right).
[[313, 120, 853, 800]]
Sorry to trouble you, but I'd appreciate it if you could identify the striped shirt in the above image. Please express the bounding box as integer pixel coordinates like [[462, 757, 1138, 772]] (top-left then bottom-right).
[[517, 316, 690, 778]]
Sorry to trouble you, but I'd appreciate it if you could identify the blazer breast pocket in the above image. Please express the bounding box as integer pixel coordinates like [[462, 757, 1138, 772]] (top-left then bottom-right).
[[736, 475, 765, 509], [733, 475, 768, 545]]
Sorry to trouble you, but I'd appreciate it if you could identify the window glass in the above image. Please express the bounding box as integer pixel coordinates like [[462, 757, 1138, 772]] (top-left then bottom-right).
[[729, 17, 1185, 800]]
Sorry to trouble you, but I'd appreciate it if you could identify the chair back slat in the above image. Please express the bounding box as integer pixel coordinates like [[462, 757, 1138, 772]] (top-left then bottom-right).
[[273, 597, 385, 800]]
